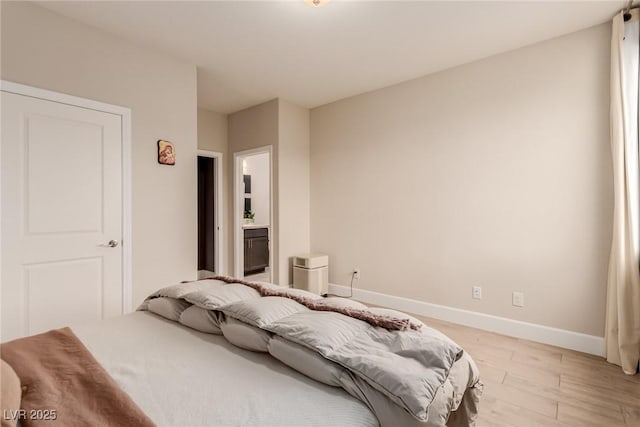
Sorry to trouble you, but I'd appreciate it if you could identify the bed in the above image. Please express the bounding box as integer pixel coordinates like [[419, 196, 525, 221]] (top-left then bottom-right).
[[0, 277, 482, 427]]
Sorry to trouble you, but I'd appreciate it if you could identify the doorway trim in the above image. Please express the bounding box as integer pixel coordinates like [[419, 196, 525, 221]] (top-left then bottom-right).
[[233, 145, 273, 282], [0, 80, 133, 312], [197, 150, 224, 276]]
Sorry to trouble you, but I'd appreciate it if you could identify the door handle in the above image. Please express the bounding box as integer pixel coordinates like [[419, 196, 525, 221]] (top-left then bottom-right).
[[99, 240, 119, 248]]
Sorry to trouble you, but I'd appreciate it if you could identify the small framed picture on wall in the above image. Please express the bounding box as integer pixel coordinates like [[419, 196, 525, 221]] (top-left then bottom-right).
[[158, 140, 175, 165]]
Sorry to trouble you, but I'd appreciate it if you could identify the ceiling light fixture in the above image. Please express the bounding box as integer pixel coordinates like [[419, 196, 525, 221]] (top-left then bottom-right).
[[305, 0, 329, 7]]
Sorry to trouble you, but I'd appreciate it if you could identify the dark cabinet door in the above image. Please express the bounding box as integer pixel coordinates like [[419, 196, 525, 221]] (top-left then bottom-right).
[[249, 237, 269, 271], [244, 228, 269, 275], [243, 238, 251, 272]]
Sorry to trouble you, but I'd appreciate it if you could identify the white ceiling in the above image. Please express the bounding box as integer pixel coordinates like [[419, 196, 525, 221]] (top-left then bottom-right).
[[38, 1, 624, 114]]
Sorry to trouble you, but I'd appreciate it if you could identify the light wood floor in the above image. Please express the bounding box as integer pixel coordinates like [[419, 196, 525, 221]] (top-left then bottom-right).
[[411, 314, 640, 426], [245, 269, 271, 282]]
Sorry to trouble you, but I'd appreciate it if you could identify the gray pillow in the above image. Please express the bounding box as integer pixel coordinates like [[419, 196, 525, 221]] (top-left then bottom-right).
[[221, 296, 308, 328], [147, 297, 191, 321], [220, 317, 271, 352], [179, 305, 222, 334], [186, 282, 261, 308], [143, 279, 261, 311], [268, 336, 344, 387], [266, 311, 369, 353]]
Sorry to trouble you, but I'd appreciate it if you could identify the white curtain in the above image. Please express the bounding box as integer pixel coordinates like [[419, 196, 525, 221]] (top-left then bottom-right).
[[607, 9, 640, 375]]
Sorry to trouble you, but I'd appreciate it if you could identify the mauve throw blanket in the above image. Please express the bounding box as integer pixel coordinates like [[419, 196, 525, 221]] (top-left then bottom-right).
[[0, 328, 155, 427]]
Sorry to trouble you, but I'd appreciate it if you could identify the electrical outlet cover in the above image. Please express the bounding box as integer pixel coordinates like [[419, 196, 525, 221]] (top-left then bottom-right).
[[512, 292, 524, 307], [472, 286, 482, 300]]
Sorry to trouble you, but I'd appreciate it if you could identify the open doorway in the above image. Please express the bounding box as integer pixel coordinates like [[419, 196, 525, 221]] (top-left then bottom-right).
[[197, 150, 223, 278], [234, 146, 273, 283]]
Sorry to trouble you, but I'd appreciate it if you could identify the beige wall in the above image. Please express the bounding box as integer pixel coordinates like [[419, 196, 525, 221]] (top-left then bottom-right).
[[197, 108, 231, 274], [310, 24, 612, 336], [197, 108, 227, 153], [227, 99, 310, 285], [1, 2, 199, 305], [278, 100, 311, 285], [228, 100, 280, 281]]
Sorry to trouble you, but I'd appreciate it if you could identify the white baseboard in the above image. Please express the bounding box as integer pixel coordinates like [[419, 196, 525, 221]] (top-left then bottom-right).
[[328, 284, 605, 356]]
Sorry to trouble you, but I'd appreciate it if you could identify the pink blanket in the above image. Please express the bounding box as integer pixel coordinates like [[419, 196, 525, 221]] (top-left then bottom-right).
[[0, 328, 155, 427]]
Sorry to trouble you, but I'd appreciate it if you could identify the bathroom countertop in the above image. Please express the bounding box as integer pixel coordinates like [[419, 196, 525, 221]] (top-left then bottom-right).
[[242, 224, 270, 229]]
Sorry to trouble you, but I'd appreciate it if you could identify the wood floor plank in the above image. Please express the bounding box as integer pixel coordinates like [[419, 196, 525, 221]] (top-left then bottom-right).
[[504, 373, 624, 417], [562, 371, 640, 399], [481, 377, 558, 418], [480, 357, 560, 387], [557, 402, 626, 427], [463, 342, 514, 365], [562, 352, 638, 374], [561, 355, 640, 388], [560, 374, 640, 410], [514, 338, 577, 356], [476, 395, 567, 427], [474, 361, 506, 384], [512, 345, 563, 363], [622, 404, 640, 424]]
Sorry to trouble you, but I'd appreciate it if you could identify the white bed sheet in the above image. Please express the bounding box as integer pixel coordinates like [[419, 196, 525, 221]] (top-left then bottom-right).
[[72, 311, 378, 427]]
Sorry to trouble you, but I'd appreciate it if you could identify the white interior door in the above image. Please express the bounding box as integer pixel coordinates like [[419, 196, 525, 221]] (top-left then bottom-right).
[[1, 90, 124, 341]]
